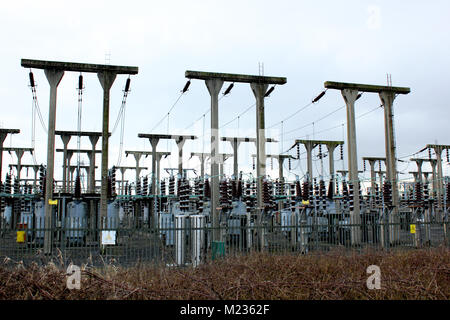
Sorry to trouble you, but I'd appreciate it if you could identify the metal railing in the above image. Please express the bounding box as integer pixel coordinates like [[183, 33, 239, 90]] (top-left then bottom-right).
[[1, 215, 448, 268]]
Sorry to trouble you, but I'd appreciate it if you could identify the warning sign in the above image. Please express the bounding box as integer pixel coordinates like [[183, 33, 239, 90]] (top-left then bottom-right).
[[410, 224, 416, 234], [16, 231, 26, 243], [101, 231, 116, 245], [49, 199, 58, 205], [302, 200, 310, 205]]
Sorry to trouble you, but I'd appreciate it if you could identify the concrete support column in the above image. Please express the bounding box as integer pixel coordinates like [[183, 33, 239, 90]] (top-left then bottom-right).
[[132, 153, 142, 186], [231, 139, 240, 180], [304, 142, 314, 182], [88, 136, 99, 193], [60, 135, 71, 192], [430, 160, 437, 198], [380, 92, 399, 211], [66, 151, 74, 192], [380, 91, 400, 244], [0, 133, 7, 181], [150, 138, 160, 229], [341, 89, 361, 245], [176, 138, 186, 178], [43, 68, 64, 255], [326, 144, 337, 197], [14, 150, 25, 182], [205, 79, 223, 242], [368, 160, 376, 197], [119, 168, 127, 195], [433, 147, 444, 209], [414, 159, 424, 184], [251, 82, 269, 213], [98, 71, 117, 224]]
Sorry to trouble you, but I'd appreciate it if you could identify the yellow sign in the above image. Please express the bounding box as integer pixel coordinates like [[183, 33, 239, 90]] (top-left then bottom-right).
[[302, 200, 310, 205], [49, 199, 58, 205], [16, 231, 26, 243], [410, 224, 416, 234]]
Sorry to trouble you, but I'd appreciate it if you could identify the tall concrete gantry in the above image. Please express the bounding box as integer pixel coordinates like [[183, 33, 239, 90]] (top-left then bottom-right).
[[324, 81, 410, 245], [137, 134, 197, 195], [251, 153, 296, 192], [0, 129, 20, 181], [125, 150, 152, 187], [8, 163, 41, 190], [422, 144, 450, 209], [221, 137, 277, 180], [292, 140, 344, 193], [410, 158, 438, 197], [185, 70, 286, 242], [2, 147, 34, 182], [362, 157, 386, 192], [21, 58, 138, 254], [55, 131, 107, 193], [56, 149, 102, 193]]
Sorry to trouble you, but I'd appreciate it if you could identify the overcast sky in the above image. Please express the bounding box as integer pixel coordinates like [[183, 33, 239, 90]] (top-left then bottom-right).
[[1, 0, 449, 188]]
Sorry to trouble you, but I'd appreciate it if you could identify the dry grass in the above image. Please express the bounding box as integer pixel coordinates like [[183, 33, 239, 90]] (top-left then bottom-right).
[[0, 247, 448, 300]]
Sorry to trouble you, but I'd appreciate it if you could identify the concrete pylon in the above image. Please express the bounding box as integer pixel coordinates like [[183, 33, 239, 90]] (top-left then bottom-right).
[[98, 71, 117, 224], [341, 89, 361, 246], [43, 68, 64, 255], [251, 82, 269, 213], [206, 79, 223, 242]]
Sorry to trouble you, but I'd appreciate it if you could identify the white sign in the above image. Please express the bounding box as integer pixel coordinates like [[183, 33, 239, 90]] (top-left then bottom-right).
[[101, 230, 116, 245]]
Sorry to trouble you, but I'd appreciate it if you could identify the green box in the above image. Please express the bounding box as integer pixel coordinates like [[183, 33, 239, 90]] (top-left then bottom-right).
[[211, 241, 225, 260]]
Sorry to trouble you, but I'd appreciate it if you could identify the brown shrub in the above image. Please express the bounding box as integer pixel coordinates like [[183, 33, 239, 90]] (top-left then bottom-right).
[[0, 247, 448, 300]]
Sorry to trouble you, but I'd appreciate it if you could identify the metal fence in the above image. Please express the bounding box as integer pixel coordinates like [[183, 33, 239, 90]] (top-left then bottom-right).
[[1, 213, 448, 268]]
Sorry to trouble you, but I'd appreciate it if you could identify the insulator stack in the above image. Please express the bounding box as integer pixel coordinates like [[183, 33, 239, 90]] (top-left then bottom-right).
[[262, 179, 271, 208], [13, 176, 20, 194], [252, 157, 255, 170], [251, 180, 257, 197], [318, 144, 322, 159], [136, 180, 141, 196], [423, 184, 430, 208], [309, 179, 316, 207], [204, 179, 211, 199], [176, 177, 182, 197], [375, 184, 381, 207], [275, 179, 282, 196], [358, 182, 362, 209], [348, 183, 354, 211], [196, 179, 204, 213], [179, 179, 190, 211], [107, 177, 112, 198], [302, 180, 309, 201], [297, 144, 300, 159], [142, 176, 148, 196], [327, 180, 333, 199], [74, 174, 81, 199], [340, 144, 344, 160], [414, 182, 423, 206], [219, 179, 231, 209], [128, 183, 132, 196], [237, 178, 243, 199], [295, 180, 301, 200], [447, 149, 449, 163], [290, 183, 296, 211], [245, 181, 253, 212], [160, 179, 166, 196], [446, 183, 450, 206], [428, 148, 431, 160], [5, 174, 11, 194], [111, 167, 116, 195], [319, 180, 327, 210], [169, 176, 175, 196], [231, 179, 237, 199], [288, 158, 292, 170], [383, 181, 392, 207], [267, 181, 275, 209]]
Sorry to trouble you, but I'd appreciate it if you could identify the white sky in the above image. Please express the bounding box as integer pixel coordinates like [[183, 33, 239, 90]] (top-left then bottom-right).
[[1, 0, 450, 189]]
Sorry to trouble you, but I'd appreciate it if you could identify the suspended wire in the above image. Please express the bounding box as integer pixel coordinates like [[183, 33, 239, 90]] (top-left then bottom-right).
[[220, 102, 255, 129], [116, 77, 132, 166], [150, 92, 184, 133], [77, 73, 84, 173], [28, 71, 47, 133]]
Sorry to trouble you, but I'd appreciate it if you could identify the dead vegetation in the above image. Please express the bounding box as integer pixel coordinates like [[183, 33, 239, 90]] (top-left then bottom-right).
[[0, 247, 448, 300]]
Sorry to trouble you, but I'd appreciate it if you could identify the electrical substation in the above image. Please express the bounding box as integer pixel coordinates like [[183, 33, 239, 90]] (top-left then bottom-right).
[[0, 58, 449, 267]]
